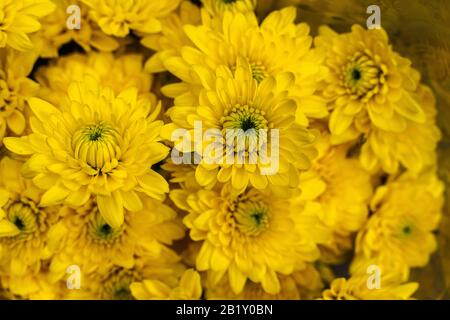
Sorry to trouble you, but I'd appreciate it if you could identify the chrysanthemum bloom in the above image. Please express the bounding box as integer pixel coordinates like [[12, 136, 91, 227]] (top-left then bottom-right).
[[165, 59, 317, 191], [202, 0, 257, 16], [291, 134, 372, 263], [4, 76, 169, 228], [0, 157, 59, 278], [141, 1, 201, 73], [360, 85, 441, 173], [0, 49, 39, 142], [354, 171, 444, 270], [34, 0, 118, 58], [297, 135, 372, 233], [66, 254, 184, 300], [81, 0, 181, 37], [170, 183, 329, 294], [131, 269, 202, 300], [322, 276, 418, 300], [163, 7, 327, 125], [315, 25, 440, 174], [46, 197, 184, 278], [35, 52, 155, 106], [0, 0, 55, 51]]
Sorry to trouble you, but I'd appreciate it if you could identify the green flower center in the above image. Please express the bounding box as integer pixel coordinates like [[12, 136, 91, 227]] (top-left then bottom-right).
[[89, 208, 124, 242], [231, 191, 270, 236], [7, 202, 38, 235], [221, 105, 268, 132], [100, 267, 138, 300], [343, 53, 384, 101], [113, 286, 133, 300], [13, 217, 25, 230], [402, 224, 413, 236], [72, 122, 122, 171], [351, 68, 362, 81]]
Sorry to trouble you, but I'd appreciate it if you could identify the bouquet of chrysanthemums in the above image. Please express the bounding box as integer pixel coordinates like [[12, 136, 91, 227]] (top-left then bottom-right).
[[0, 0, 448, 300]]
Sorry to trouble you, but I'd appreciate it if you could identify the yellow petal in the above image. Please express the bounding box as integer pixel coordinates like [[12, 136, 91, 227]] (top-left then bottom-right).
[[229, 262, 247, 294], [195, 165, 217, 186], [7, 110, 26, 134], [121, 190, 143, 212], [27, 97, 59, 122], [329, 109, 353, 135], [40, 184, 70, 206], [65, 188, 91, 206], [0, 219, 20, 237], [261, 269, 281, 294], [97, 193, 124, 228], [137, 171, 169, 199], [179, 269, 202, 299], [0, 189, 10, 207], [3, 137, 33, 155], [395, 92, 426, 123]]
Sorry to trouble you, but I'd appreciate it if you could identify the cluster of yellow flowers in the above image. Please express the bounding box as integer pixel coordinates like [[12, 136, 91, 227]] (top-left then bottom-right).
[[0, 0, 445, 300]]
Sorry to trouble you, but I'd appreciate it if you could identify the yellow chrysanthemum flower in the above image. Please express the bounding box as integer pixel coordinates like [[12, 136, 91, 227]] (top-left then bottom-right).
[[165, 59, 317, 191], [34, 0, 119, 58], [0, 157, 59, 278], [163, 6, 327, 125], [297, 135, 372, 233], [316, 24, 424, 136], [0, 0, 55, 51], [290, 133, 372, 263], [35, 52, 155, 106], [67, 254, 184, 300], [0, 49, 39, 142], [46, 197, 184, 278], [360, 85, 441, 174], [354, 170, 444, 270], [316, 25, 441, 174], [170, 183, 329, 294], [4, 76, 169, 228], [81, 0, 181, 37], [202, 0, 257, 16], [322, 276, 418, 300], [131, 269, 202, 300], [141, 1, 201, 73]]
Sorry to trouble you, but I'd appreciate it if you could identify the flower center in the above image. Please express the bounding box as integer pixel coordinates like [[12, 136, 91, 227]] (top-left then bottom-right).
[[6, 202, 38, 237], [113, 286, 133, 300], [88, 208, 124, 242], [342, 53, 384, 101], [100, 267, 138, 300], [72, 122, 122, 172], [221, 105, 268, 131], [229, 190, 270, 236], [399, 223, 414, 238], [250, 61, 268, 83]]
